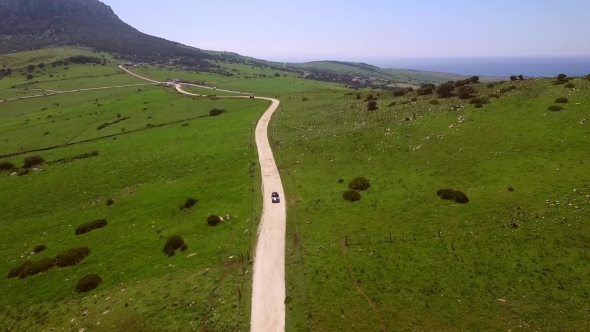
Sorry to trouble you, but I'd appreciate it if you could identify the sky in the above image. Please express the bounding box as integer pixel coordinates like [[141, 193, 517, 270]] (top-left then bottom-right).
[[100, 0, 590, 62]]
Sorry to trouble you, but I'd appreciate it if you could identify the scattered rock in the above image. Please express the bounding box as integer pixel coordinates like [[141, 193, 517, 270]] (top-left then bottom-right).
[[173, 302, 179, 306], [102, 310, 109, 315], [458, 116, 465, 123], [186, 253, 196, 258], [498, 299, 507, 303], [82, 310, 88, 316]]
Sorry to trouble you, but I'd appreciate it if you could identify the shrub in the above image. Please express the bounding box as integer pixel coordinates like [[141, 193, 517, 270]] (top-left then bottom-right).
[[557, 73, 567, 82], [163, 235, 186, 257], [564, 83, 575, 89], [417, 87, 433, 96], [436, 82, 455, 98], [7, 261, 33, 278], [489, 93, 500, 98], [367, 101, 378, 111], [181, 123, 189, 127], [391, 88, 406, 97], [17, 169, 30, 176], [555, 98, 569, 103], [510, 75, 517, 81], [349, 177, 371, 191], [517, 75, 524, 80], [474, 103, 483, 108], [429, 99, 439, 105], [437, 189, 469, 204], [18, 258, 55, 279], [342, 190, 361, 202], [23, 155, 45, 168], [207, 215, 221, 227], [106, 199, 115, 206], [499, 86, 517, 94], [508, 187, 515, 192], [411, 97, 418, 102], [470, 97, 489, 105], [0, 161, 14, 170], [338, 179, 344, 183], [210, 109, 225, 116], [183, 198, 199, 209], [548, 105, 563, 112], [33, 245, 47, 254], [486, 83, 496, 88], [302, 97, 308, 101], [54, 247, 91, 267], [75, 219, 108, 235], [75, 274, 102, 293], [454, 79, 468, 87], [456, 86, 475, 99], [364, 94, 374, 101]]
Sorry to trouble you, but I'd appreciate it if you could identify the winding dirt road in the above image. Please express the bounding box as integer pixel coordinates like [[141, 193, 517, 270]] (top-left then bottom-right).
[[120, 66, 286, 332]]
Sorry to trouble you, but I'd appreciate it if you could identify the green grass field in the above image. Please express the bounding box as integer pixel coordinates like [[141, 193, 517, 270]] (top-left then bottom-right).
[[0, 49, 271, 331], [2, 46, 590, 331], [270, 77, 590, 331]]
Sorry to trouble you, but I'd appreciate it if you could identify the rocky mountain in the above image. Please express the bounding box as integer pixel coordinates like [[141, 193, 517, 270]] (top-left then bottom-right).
[[0, 0, 215, 66]]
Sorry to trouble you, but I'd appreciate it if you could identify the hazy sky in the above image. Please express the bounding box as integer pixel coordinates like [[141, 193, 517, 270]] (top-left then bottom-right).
[[100, 0, 590, 62]]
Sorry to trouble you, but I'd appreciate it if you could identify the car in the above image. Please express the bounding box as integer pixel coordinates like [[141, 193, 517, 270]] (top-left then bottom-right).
[[271, 192, 280, 203], [249, 94, 255, 99]]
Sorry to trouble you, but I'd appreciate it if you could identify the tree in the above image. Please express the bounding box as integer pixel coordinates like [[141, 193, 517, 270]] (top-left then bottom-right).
[[26, 74, 34, 80], [26, 64, 35, 72], [455, 79, 468, 87], [517, 75, 524, 80], [38, 63, 45, 69], [274, 73, 280, 77], [456, 86, 475, 99], [436, 82, 455, 98], [367, 101, 378, 111], [392, 88, 406, 97], [510, 75, 517, 81], [557, 74, 567, 82], [417, 87, 433, 96], [467, 76, 480, 83]]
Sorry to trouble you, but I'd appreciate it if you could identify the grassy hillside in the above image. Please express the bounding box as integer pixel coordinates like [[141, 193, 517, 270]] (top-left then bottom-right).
[[269, 76, 590, 331], [0, 50, 272, 331]]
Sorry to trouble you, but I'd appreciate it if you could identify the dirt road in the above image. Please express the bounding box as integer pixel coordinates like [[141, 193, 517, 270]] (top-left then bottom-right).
[[125, 67, 286, 332]]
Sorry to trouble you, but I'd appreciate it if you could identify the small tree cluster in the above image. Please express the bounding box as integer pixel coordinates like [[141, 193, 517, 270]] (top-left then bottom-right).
[[456, 86, 475, 99], [210, 109, 225, 116], [367, 101, 378, 111], [437, 189, 469, 204], [54, 247, 91, 267], [75, 219, 108, 235], [436, 82, 455, 98], [182, 198, 199, 209], [207, 215, 221, 226], [23, 155, 45, 168], [0, 161, 15, 171], [510, 75, 525, 81], [163, 235, 188, 257], [555, 98, 569, 104], [391, 88, 407, 97], [349, 177, 371, 191], [417, 83, 435, 96], [342, 190, 361, 202], [33, 245, 47, 254], [548, 105, 563, 112], [75, 274, 102, 293]]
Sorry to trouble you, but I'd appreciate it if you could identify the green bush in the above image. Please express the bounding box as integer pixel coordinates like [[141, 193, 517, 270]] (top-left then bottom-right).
[[7, 261, 33, 278], [456, 86, 475, 99], [163, 235, 187, 257], [411, 97, 418, 102], [54, 247, 91, 267], [75, 274, 102, 293], [386, 102, 396, 107], [489, 93, 500, 98], [391, 88, 406, 97], [436, 82, 455, 98], [469, 97, 489, 105], [342, 190, 361, 202], [564, 83, 575, 89], [367, 101, 378, 111], [548, 105, 563, 112], [510, 75, 517, 81], [0, 161, 14, 171], [555, 98, 569, 103], [23, 155, 45, 168], [349, 177, 371, 191], [19, 258, 55, 279], [75, 219, 108, 235], [33, 245, 47, 254], [437, 189, 469, 204], [207, 215, 221, 227], [183, 198, 199, 209], [499, 86, 517, 94], [474, 103, 483, 108], [429, 100, 439, 105], [106, 199, 115, 206], [210, 109, 225, 116], [417, 86, 434, 95], [508, 187, 515, 192]]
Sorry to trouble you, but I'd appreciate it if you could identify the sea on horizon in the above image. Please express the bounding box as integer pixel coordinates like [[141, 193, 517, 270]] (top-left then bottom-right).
[[367, 56, 590, 77]]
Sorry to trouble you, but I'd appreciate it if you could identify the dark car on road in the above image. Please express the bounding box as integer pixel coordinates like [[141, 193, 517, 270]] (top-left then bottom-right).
[[271, 192, 280, 203]]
